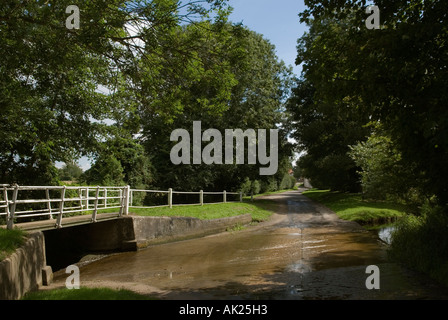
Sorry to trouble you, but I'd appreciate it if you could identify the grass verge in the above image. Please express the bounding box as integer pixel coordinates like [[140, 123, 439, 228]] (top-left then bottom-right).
[[251, 188, 297, 198], [388, 206, 448, 288], [130, 199, 276, 223], [0, 228, 27, 261], [22, 287, 154, 300], [302, 189, 407, 226]]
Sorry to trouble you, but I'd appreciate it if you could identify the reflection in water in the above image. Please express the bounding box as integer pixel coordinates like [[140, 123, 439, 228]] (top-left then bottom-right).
[[377, 225, 396, 244]]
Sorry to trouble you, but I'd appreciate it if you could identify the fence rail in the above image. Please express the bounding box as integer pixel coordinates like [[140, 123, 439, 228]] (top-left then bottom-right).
[[0, 184, 242, 230]]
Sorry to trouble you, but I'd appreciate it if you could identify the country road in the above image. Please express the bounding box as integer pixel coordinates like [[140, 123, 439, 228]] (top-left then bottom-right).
[[47, 190, 448, 300]]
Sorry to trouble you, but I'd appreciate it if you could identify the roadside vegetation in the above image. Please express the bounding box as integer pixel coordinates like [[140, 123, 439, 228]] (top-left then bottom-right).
[[0, 228, 27, 261], [388, 206, 448, 288], [301, 189, 407, 227], [130, 198, 277, 223]]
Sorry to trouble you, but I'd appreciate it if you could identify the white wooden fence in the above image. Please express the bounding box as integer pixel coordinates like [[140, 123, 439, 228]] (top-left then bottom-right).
[[0, 184, 242, 229]]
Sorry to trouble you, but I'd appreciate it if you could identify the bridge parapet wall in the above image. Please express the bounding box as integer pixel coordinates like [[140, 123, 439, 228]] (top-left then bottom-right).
[[0, 232, 48, 300]]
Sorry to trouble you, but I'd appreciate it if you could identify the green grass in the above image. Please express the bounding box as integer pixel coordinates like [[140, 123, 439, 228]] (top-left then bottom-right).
[[22, 287, 154, 300], [302, 189, 407, 225], [130, 200, 276, 223], [244, 188, 297, 199], [388, 207, 448, 288], [0, 228, 27, 261]]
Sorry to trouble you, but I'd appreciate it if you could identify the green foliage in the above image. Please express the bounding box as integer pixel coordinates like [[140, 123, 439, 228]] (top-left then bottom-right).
[[58, 162, 83, 181], [82, 134, 153, 190], [260, 176, 278, 193], [251, 180, 261, 195], [130, 200, 276, 222], [302, 189, 407, 225], [348, 129, 425, 205], [0, 228, 27, 261], [389, 205, 448, 287], [286, 75, 370, 192], [0, 0, 231, 186], [82, 155, 125, 186], [239, 178, 252, 195], [142, 24, 294, 192], [296, 0, 448, 204], [279, 173, 296, 190]]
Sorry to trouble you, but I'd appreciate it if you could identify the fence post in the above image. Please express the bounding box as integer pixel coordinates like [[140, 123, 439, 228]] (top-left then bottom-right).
[[223, 190, 227, 203], [78, 187, 84, 211], [56, 186, 66, 228], [168, 188, 173, 208], [45, 189, 53, 219], [92, 186, 100, 222], [104, 188, 107, 208], [200, 190, 203, 206], [7, 185, 18, 230], [123, 185, 130, 216], [84, 187, 89, 210], [239, 192, 243, 202], [3, 186, 10, 229]]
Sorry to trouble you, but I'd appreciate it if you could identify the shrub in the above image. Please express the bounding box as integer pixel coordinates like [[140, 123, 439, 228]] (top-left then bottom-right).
[[251, 180, 261, 195], [261, 177, 278, 193], [0, 228, 27, 261], [389, 205, 448, 287], [280, 173, 296, 190]]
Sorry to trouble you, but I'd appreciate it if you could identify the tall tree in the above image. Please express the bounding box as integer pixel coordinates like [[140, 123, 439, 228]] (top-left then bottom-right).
[[286, 14, 371, 191], [141, 23, 294, 192], [0, 0, 230, 185], [290, 0, 448, 201]]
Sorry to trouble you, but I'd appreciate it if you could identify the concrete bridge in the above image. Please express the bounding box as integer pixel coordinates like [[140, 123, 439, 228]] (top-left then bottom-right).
[[0, 210, 252, 300], [1, 184, 242, 231], [1, 185, 130, 230]]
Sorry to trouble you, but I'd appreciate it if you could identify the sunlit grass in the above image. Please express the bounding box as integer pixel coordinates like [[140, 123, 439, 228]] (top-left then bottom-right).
[[130, 199, 276, 223], [302, 189, 407, 225], [0, 228, 27, 261]]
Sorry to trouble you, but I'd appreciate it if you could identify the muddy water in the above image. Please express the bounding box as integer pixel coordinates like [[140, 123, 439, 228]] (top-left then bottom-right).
[[49, 191, 448, 300]]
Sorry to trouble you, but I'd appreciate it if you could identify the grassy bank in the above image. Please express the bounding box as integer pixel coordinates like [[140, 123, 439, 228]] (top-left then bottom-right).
[[301, 189, 407, 227], [388, 205, 448, 288], [23, 287, 153, 300], [0, 228, 27, 261], [130, 199, 276, 223]]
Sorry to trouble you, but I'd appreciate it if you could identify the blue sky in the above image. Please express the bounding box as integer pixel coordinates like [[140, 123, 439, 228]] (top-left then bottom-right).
[[226, 0, 308, 76]]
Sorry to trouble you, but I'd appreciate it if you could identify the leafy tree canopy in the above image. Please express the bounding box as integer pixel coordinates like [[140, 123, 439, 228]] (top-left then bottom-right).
[[0, 0, 230, 185], [289, 0, 448, 202]]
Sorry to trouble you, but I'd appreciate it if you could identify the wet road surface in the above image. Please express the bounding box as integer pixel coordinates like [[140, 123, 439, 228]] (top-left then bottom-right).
[[48, 190, 448, 299]]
